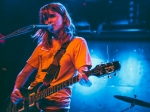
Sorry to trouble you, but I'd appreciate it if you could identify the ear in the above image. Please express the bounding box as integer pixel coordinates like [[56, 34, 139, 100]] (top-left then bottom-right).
[[64, 17, 70, 26], [63, 16, 66, 23]]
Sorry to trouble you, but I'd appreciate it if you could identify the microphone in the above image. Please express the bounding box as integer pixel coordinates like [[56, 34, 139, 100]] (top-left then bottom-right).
[[30, 24, 53, 30]]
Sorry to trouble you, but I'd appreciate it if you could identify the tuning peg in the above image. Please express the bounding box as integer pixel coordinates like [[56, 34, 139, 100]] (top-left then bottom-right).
[[114, 72, 118, 76], [103, 76, 105, 80], [99, 71, 103, 75], [105, 70, 109, 74], [109, 68, 114, 72], [108, 75, 112, 79]]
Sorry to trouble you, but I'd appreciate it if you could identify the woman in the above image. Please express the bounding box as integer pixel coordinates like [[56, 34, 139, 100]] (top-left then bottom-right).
[[10, 2, 92, 112]]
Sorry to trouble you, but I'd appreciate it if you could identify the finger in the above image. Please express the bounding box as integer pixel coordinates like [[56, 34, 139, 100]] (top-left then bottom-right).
[[79, 80, 83, 85], [11, 93, 22, 99], [11, 98, 17, 103], [11, 99, 16, 104], [15, 90, 23, 98], [78, 72, 84, 80], [82, 74, 88, 81], [11, 95, 23, 103], [12, 99, 20, 104], [11, 96, 17, 100], [11, 97, 22, 104], [79, 78, 87, 85], [78, 71, 89, 81]]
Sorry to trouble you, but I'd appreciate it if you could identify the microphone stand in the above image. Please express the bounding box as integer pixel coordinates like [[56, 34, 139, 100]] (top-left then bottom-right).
[[0, 25, 37, 40]]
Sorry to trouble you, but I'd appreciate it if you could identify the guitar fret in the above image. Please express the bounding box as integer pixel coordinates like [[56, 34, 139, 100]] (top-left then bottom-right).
[[66, 79, 69, 86], [32, 95, 35, 102], [41, 91, 44, 99], [57, 84, 60, 91], [33, 76, 79, 101], [41, 90, 45, 98], [76, 76, 78, 82], [50, 87, 54, 94], [54, 86, 57, 93], [37, 93, 40, 100], [61, 82, 64, 88], [37, 93, 41, 100], [29, 76, 82, 103], [40, 91, 43, 99], [73, 76, 78, 83], [61, 83, 64, 89], [54, 86, 56, 93], [43, 90, 46, 98], [7, 61, 120, 112], [56, 85, 58, 92], [59, 83, 62, 90], [47, 88, 50, 96], [44, 89, 47, 97], [34, 94, 38, 101], [34, 95, 36, 101], [69, 78, 72, 85], [63, 81, 66, 88]]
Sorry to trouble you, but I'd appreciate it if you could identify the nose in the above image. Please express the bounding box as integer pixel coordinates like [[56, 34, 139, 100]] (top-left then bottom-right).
[[45, 18, 53, 24]]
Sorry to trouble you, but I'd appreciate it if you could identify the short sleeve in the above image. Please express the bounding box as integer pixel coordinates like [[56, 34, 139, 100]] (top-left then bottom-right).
[[26, 45, 41, 68], [73, 38, 92, 70]]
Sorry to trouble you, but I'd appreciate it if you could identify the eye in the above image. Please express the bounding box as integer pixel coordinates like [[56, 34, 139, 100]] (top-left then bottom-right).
[[43, 15, 48, 21], [48, 14, 56, 18], [42, 14, 56, 21]]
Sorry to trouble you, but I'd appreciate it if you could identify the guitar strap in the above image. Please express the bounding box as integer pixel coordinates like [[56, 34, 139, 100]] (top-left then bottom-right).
[[42, 41, 71, 83]]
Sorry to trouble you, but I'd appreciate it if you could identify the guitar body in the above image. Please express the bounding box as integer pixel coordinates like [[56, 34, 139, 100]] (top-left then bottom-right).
[[3, 61, 121, 112], [3, 83, 43, 112]]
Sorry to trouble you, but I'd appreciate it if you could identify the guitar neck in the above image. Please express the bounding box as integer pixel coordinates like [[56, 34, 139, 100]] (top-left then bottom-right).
[[29, 61, 120, 102], [9, 61, 120, 112], [33, 75, 79, 101]]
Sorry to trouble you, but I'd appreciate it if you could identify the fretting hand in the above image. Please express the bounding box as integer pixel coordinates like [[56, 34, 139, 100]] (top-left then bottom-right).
[[78, 66, 92, 87]]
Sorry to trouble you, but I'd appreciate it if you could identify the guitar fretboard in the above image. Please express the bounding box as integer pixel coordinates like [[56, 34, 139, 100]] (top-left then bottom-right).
[[28, 61, 120, 103], [30, 75, 79, 102], [8, 61, 120, 112]]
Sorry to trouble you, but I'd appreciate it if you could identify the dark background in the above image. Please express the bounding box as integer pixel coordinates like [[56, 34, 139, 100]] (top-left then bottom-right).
[[1, 0, 150, 111]]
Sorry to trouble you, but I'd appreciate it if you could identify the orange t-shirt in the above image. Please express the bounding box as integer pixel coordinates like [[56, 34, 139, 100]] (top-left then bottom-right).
[[27, 36, 92, 109]]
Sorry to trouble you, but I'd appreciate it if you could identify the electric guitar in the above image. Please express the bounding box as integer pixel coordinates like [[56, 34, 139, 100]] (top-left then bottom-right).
[[3, 61, 121, 112]]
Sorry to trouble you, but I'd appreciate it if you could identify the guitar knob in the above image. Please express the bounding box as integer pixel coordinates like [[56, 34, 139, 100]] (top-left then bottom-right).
[[114, 73, 118, 76], [103, 76, 105, 80], [99, 71, 102, 75], [109, 68, 114, 72], [108, 75, 112, 78], [105, 70, 109, 74]]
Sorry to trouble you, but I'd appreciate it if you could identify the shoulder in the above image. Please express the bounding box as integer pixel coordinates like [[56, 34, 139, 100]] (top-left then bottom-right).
[[71, 36, 86, 43], [68, 36, 88, 50], [34, 44, 42, 50], [32, 43, 44, 53]]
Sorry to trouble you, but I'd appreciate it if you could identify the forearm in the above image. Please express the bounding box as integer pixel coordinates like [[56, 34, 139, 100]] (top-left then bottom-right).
[[11, 64, 35, 104], [14, 72, 30, 90], [13, 63, 35, 90]]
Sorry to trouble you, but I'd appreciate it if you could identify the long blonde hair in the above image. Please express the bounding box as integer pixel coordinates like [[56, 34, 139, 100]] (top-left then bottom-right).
[[33, 2, 75, 49]]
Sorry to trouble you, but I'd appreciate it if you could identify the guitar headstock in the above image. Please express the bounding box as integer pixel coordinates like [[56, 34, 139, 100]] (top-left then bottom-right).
[[85, 61, 121, 78]]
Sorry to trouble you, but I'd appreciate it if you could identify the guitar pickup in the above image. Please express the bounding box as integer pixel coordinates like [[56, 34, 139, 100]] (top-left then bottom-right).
[[18, 106, 24, 112], [29, 93, 35, 107]]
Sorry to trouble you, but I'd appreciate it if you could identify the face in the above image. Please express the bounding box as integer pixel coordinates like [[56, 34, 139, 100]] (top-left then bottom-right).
[[43, 10, 63, 34]]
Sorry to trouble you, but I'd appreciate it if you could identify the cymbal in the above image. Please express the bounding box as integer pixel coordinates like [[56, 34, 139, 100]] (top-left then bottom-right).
[[114, 95, 150, 108]]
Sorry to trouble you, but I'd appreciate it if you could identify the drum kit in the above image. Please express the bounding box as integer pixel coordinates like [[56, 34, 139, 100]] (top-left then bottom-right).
[[114, 95, 150, 112]]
